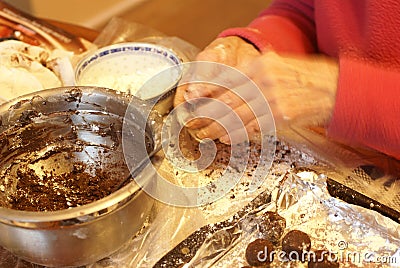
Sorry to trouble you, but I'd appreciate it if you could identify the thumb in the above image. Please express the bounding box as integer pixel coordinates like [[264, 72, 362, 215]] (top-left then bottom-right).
[[173, 84, 188, 107]]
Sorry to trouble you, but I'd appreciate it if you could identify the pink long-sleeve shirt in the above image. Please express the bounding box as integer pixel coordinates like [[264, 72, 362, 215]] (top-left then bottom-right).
[[220, 0, 400, 160]]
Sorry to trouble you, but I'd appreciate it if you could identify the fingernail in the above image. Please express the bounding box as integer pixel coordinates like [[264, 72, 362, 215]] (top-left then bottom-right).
[[195, 128, 209, 140], [219, 136, 231, 144], [185, 119, 196, 128]]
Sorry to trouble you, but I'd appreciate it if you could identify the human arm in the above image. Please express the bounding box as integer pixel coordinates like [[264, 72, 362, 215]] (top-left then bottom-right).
[[218, 0, 317, 53], [178, 51, 338, 144], [175, 0, 400, 160], [328, 56, 400, 160], [228, 0, 400, 159], [174, 0, 325, 141]]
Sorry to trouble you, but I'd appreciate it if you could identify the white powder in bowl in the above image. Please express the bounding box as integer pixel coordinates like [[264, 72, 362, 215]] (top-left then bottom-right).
[[76, 44, 181, 99]]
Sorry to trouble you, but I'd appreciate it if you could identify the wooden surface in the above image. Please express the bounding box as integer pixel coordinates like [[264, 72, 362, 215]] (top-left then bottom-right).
[[117, 0, 269, 49]]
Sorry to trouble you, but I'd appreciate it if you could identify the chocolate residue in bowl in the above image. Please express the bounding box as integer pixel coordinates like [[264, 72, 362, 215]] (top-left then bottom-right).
[[65, 87, 83, 103], [0, 107, 136, 212], [8, 163, 121, 212], [17, 110, 39, 127]]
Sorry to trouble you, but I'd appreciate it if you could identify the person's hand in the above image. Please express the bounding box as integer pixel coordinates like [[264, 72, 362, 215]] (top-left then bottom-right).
[[248, 51, 339, 128], [174, 36, 261, 107], [174, 42, 339, 144]]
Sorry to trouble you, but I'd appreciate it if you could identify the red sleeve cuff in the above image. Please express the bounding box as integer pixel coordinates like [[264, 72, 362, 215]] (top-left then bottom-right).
[[218, 15, 315, 53], [218, 27, 272, 52]]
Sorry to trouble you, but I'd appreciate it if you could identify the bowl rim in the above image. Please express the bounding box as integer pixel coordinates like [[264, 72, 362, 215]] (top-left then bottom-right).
[[0, 86, 152, 224]]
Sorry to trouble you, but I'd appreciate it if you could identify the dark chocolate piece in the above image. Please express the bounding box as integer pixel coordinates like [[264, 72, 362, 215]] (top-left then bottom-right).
[[245, 238, 274, 266], [281, 230, 311, 261]]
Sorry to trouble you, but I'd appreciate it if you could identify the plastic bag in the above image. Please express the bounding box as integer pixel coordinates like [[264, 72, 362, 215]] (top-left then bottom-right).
[[92, 17, 200, 63]]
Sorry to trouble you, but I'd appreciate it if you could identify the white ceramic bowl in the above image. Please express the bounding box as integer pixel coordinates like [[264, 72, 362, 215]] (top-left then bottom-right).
[[75, 42, 182, 114]]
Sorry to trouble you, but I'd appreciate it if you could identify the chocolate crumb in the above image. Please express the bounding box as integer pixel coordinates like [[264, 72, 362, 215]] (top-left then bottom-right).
[[258, 211, 286, 244]]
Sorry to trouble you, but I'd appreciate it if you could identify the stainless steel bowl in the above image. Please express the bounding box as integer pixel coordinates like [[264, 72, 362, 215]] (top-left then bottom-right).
[[0, 86, 159, 267]]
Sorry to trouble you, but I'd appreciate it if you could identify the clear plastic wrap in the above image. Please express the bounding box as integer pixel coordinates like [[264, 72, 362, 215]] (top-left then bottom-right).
[[280, 125, 400, 213], [175, 171, 400, 267], [1, 133, 399, 267], [76, 17, 200, 65]]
